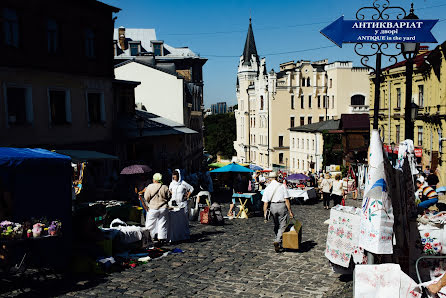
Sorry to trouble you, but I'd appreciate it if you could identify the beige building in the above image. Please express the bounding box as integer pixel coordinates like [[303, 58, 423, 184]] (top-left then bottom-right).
[[234, 20, 370, 171], [369, 44, 446, 185]]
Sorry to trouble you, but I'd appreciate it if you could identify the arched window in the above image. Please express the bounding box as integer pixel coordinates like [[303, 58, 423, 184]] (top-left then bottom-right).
[[302, 78, 306, 87], [351, 94, 365, 106], [307, 77, 311, 87], [260, 95, 264, 110]]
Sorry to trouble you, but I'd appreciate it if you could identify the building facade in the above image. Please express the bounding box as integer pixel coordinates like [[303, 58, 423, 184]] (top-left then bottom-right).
[[234, 19, 370, 171], [113, 27, 207, 172], [289, 120, 339, 173], [210, 102, 227, 114], [369, 44, 446, 185], [0, 0, 120, 154]]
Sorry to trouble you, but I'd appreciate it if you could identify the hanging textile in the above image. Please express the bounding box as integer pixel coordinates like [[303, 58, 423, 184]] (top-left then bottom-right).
[[325, 206, 364, 268], [358, 130, 394, 254]]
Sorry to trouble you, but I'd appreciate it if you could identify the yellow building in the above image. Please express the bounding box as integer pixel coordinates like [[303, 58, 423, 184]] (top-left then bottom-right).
[[369, 43, 446, 185]]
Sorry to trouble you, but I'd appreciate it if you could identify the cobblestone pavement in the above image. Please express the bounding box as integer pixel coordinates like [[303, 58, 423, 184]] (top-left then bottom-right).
[[2, 199, 356, 297]]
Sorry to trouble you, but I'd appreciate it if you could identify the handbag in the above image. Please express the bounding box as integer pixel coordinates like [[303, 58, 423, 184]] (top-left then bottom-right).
[[200, 206, 210, 224]]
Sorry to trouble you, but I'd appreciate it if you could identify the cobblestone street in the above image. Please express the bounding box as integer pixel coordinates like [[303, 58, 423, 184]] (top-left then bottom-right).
[[2, 200, 355, 297]]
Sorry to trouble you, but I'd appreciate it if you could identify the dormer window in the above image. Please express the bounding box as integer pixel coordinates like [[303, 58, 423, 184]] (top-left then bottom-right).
[[151, 41, 164, 56], [129, 41, 141, 56]]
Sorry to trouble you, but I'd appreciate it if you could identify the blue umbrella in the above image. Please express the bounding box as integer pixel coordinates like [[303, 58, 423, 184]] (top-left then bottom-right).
[[249, 164, 263, 171], [437, 186, 446, 193], [210, 162, 253, 173]]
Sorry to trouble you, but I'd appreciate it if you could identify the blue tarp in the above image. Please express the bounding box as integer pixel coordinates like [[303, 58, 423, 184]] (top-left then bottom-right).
[[0, 148, 73, 268], [0, 147, 71, 168], [0, 147, 72, 222]]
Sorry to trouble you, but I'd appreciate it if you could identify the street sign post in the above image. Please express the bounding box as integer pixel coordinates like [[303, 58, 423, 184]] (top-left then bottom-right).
[[320, 2, 438, 131], [321, 17, 438, 47]]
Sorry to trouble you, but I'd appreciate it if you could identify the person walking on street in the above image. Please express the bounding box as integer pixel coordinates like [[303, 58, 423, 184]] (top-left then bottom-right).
[[262, 172, 294, 253], [331, 174, 344, 207], [321, 174, 332, 210], [144, 173, 170, 243]]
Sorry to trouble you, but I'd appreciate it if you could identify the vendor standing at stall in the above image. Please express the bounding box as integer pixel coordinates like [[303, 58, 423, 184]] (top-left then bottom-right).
[[262, 172, 293, 253], [169, 170, 194, 215], [144, 173, 170, 242]]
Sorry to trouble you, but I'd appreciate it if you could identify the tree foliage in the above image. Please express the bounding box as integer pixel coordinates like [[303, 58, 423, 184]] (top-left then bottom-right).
[[322, 131, 343, 170], [204, 113, 236, 159]]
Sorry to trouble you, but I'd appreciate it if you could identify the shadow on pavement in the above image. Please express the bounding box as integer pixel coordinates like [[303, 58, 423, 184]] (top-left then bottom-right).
[[0, 270, 108, 297], [298, 240, 317, 253], [183, 230, 225, 244]]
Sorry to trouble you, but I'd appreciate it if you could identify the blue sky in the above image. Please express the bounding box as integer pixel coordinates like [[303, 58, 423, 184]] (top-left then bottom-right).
[[103, 0, 446, 107]]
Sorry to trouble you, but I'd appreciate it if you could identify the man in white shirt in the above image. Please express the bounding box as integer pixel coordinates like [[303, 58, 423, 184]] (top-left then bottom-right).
[[262, 172, 294, 252]]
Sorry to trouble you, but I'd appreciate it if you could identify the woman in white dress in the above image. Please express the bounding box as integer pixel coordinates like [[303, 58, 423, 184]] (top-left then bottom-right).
[[169, 169, 194, 215]]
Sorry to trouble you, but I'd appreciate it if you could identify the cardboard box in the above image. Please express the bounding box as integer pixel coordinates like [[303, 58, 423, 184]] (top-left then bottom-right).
[[282, 228, 302, 250]]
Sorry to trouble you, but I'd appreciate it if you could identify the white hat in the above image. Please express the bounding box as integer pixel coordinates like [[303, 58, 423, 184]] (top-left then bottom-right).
[[417, 176, 425, 183], [268, 172, 278, 178]]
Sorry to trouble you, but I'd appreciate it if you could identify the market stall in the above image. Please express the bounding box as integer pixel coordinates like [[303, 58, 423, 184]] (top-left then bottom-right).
[[55, 149, 119, 202], [0, 148, 72, 270]]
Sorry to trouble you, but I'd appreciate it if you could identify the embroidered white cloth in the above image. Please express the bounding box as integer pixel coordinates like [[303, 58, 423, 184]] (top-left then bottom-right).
[[325, 208, 361, 267], [359, 130, 394, 254], [418, 223, 446, 255], [354, 264, 422, 298]]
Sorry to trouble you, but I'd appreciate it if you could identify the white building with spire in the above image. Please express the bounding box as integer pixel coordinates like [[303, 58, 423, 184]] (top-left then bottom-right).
[[234, 19, 370, 172]]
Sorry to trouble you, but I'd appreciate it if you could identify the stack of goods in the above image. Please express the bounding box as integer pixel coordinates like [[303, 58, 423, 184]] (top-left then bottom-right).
[[0, 219, 61, 240]]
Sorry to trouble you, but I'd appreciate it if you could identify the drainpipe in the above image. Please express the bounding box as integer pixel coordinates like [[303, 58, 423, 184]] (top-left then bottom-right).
[[267, 91, 270, 168]]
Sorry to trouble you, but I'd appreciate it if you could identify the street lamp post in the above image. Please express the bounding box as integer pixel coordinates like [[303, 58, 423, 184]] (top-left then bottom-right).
[[402, 4, 420, 141]]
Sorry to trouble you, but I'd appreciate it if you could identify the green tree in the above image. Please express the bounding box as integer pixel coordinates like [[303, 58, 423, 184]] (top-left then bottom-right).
[[204, 113, 236, 159], [322, 131, 343, 170]]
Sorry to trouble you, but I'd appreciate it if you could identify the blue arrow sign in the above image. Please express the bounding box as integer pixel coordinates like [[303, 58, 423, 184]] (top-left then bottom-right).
[[321, 16, 438, 48]]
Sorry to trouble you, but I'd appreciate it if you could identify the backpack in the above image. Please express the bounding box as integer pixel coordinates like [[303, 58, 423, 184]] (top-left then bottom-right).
[[200, 206, 210, 224], [209, 203, 224, 225]]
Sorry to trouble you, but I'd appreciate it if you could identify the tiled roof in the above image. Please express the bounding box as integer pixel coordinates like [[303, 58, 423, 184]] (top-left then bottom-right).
[[118, 109, 197, 138], [114, 58, 181, 78], [384, 51, 431, 72], [289, 119, 340, 132], [113, 28, 199, 59]]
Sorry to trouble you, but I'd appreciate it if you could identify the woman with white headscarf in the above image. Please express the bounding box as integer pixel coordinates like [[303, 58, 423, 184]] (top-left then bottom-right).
[[169, 169, 194, 214]]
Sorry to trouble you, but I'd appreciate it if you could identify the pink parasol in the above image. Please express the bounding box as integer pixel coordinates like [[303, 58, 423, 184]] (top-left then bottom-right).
[[120, 164, 152, 175]]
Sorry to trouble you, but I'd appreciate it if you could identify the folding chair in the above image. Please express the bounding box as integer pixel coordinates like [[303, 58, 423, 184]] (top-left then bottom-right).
[[415, 255, 446, 296]]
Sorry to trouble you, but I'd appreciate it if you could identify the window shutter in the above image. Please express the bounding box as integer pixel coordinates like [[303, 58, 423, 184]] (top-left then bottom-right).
[[100, 94, 106, 123], [25, 88, 33, 124], [65, 91, 72, 123]]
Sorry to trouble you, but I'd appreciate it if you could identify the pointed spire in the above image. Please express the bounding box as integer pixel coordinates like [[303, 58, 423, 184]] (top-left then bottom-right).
[[242, 17, 259, 66]]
